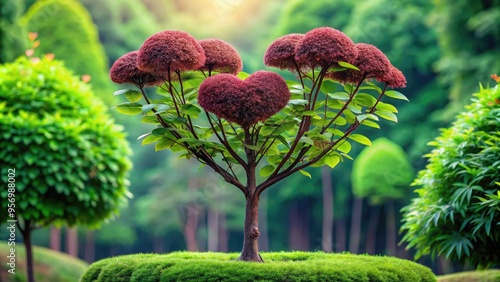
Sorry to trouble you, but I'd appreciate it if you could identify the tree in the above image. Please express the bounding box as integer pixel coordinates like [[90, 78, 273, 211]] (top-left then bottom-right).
[[0, 0, 26, 63], [21, 0, 113, 104], [110, 27, 408, 261], [351, 138, 414, 255], [0, 53, 132, 281], [401, 78, 500, 268]]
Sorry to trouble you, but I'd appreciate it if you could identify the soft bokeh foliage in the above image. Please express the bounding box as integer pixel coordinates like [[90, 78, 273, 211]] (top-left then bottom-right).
[[401, 81, 500, 268], [0, 56, 132, 227], [0, 0, 26, 63]]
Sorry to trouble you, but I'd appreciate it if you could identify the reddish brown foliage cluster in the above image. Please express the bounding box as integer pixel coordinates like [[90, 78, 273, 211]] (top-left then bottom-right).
[[198, 71, 290, 128], [377, 65, 407, 88], [199, 39, 243, 75], [137, 30, 206, 77], [110, 51, 163, 87], [264, 34, 304, 71]]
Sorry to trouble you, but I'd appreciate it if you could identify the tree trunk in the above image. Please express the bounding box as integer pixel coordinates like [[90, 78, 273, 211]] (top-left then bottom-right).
[[288, 200, 310, 250], [49, 227, 60, 251], [66, 227, 78, 257], [365, 205, 380, 254], [321, 167, 333, 252], [385, 201, 397, 256], [20, 223, 35, 282], [218, 213, 228, 252], [239, 193, 262, 262], [184, 204, 199, 251], [84, 230, 95, 263], [335, 218, 347, 252], [349, 197, 363, 254], [207, 208, 219, 251]]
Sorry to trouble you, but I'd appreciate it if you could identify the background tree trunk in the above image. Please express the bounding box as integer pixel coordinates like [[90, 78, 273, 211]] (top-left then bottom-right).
[[184, 204, 199, 251], [385, 201, 397, 256], [207, 208, 219, 251], [84, 230, 95, 263], [365, 205, 380, 254], [335, 218, 347, 252], [349, 197, 363, 254], [49, 226, 61, 251], [288, 199, 310, 251], [66, 227, 78, 258], [321, 167, 333, 252], [218, 213, 228, 252]]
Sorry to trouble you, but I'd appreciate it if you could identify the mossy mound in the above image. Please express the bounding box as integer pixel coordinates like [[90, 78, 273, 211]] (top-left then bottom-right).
[[437, 269, 500, 282], [81, 252, 436, 282], [0, 241, 88, 282]]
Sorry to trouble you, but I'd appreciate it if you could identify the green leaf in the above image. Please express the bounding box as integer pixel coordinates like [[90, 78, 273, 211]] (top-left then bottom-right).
[[320, 80, 337, 94], [299, 170, 312, 178], [337, 140, 351, 154], [349, 134, 372, 146], [299, 136, 314, 146], [237, 71, 250, 79], [324, 154, 341, 169], [155, 138, 173, 151], [376, 102, 398, 113], [289, 99, 308, 106], [360, 120, 380, 129], [260, 165, 275, 177], [124, 90, 143, 102], [142, 104, 157, 114], [338, 61, 360, 71], [328, 92, 350, 100], [181, 104, 201, 118], [114, 89, 134, 96], [244, 144, 261, 151], [384, 90, 409, 101], [302, 110, 317, 116], [113, 102, 142, 115], [375, 110, 398, 122]]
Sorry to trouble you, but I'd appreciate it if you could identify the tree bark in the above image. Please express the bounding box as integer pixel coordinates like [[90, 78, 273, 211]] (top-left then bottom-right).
[[218, 213, 228, 252], [288, 200, 310, 251], [321, 167, 333, 252], [20, 222, 35, 282], [349, 197, 363, 254], [385, 201, 397, 256], [66, 227, 78, 258], [239, 193, 262, 262], [335, 218, 347, 252], [365, 205, 380, 254], [84, 230, 95, 263], [184, 204, 199, 251], [207, 208, 219, 251], [49, 226, 61, 251]]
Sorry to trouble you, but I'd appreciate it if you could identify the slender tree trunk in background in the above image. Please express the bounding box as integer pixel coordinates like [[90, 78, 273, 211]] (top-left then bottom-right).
[[321, 167, 333, 252], [84, 230, 95, 263], [438, 256, 454, 275], [153, 236, 165, 253], [349, 197, 363, 254], [239, 192, 262, 261], [335, 218, 347, 252], [288, 199, 310, 251], [258, 193, 269, 251], [20, 221, 35, 282], [385, 201, 396, 256], [184, 203, 199, 251], [218, 213, 228, 252], [49, 226, 61, 251], [66, 227, 78, 258], [365, 205, 380, 254], [207, 208, 219, 251]]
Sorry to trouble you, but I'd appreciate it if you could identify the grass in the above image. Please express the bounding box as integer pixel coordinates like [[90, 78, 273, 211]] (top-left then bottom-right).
[[82, 251, 436, 282], [437, 269, 500, 282], [0, 241, 88, 282]]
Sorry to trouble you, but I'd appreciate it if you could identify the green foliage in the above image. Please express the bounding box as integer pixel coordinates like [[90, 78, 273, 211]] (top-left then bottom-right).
[[81, 251, 436, 282], [21, 0, 113, 104], [0, 56, 132, 227], [401, 82, 500, 268], [79, 0, 160, 65], [437, 269, 500, 282], [352, 138, 414, 204], [0, 241, 88, 282], [431, 0, 500, 104], [0, 0, 27, 63]]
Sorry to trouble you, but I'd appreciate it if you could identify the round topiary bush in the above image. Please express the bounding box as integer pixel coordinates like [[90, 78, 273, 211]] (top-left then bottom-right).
[[80, 252, 436, 282]]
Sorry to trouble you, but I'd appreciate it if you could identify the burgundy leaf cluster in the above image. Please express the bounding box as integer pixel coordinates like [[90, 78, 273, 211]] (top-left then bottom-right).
[[109, 51, 163, 87], [264, 34, 304, 71], [198, 71, 290, 128], [199, 39, 243, 75]]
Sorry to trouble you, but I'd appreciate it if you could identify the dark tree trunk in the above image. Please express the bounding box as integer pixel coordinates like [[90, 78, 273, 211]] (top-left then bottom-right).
[[66, 227, 78, 257], [184, 204, 199, 251], [239, 193, 262, 262], [207, 208, 219, 251], [84, 230, 95, 263], [321, 167, 333, 252], [349, 197, 363, 254], [335, 218, 347, 252], [365, 205, 380, 254], [288, 199, 310, 251], [385, 201, 396, 256], [218, 213, 228, 252], [49, 227, 60, 251], [19, 221, 35, 282]]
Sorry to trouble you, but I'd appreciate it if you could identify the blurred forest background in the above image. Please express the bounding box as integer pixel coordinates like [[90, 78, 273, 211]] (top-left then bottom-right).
[[1, 0, 499, 275]]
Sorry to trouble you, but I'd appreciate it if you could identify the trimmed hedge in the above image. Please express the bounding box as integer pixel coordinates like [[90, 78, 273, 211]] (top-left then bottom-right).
[[81, 252, 436, 282], [437, 270, 500, 282]]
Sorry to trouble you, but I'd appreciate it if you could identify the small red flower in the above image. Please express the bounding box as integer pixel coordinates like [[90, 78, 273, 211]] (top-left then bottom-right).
[[137, 30, 206, 78], [110, 51, 163, 87], [295, 27, 358, 68], [198, 39, 242, 75], [377, 65, 407, 88], [264, 33, 304, 71]]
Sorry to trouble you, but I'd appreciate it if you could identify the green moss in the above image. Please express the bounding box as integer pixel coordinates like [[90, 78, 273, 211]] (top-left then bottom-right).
[[437, 270, 500, 282], [0, 241, 88, 282], [81, 252, 436, 282]]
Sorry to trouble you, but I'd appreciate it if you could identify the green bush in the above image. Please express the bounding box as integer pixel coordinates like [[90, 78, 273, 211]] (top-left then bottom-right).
[[437, 269, 500, 282], [0, 241, 88, 282], [81, 252, 436, 282], [401, 81, 500, 268]]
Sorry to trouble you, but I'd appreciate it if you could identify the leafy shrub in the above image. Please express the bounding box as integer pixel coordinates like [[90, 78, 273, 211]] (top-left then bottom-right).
[[401, 81, 500, 268], [80, 252, 436, 282], [0, 241, 88, 282]]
